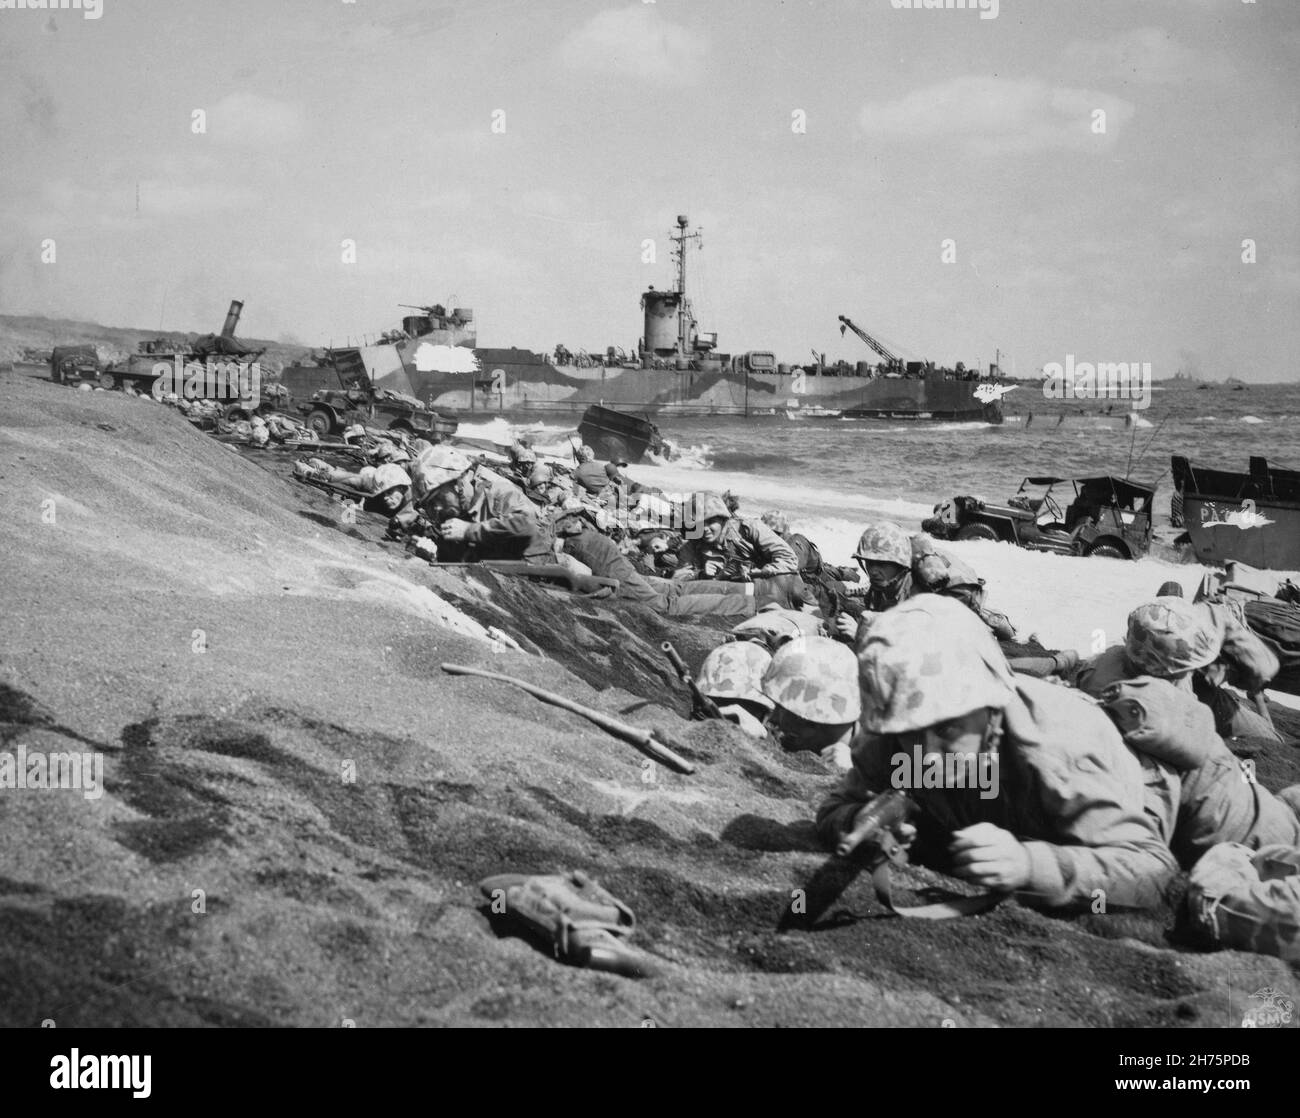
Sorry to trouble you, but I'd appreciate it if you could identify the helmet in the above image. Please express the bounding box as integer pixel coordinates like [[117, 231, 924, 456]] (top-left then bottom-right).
[[512, 442, 537, 468], [696, 643, 774, 710], [853, 522, 912, 566], [372, 463, 412, 494], [858, 595, 1015, 734], [249, 425, 270, 447], [1125, 597, 1225, 676], [761, 636, 862, 725], [578, 444, 595, 462], [342, 423, 366, 443], [528, 463, 553, 487], [761, 509, 789, 536], [250, 415, 267, 427], [413, 445, 472, 494], [699, 494, 731, 522]]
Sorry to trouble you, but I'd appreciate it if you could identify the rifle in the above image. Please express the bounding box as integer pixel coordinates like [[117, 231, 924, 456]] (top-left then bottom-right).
[[661, 642, 723, 720], [780, 789, 1002, 926], [440, 663, 695, 775]]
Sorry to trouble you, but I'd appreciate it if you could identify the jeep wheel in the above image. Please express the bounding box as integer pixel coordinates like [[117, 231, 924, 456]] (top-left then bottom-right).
[[955, 522, 1000, 542], [1087, 543, 1128, 560], [306, 408, 334, 437]]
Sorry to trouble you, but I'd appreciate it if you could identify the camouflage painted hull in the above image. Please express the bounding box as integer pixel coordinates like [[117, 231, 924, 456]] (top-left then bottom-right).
[[345, 338, 1001, 421]]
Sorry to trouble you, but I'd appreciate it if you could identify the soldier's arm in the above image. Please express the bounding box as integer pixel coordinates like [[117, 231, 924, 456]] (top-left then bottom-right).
[[816, 734, 898, 847], [751, 522, 798, 577], [463, 490, 537, 547], [1015, 726, 1180, 910]]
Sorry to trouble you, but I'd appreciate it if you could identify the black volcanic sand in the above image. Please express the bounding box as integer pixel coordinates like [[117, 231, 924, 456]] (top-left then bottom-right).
[[1, 370, 1296, 1028]]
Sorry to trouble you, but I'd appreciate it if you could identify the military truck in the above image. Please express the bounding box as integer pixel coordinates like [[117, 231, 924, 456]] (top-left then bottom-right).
[[50, 345, 103, 386]]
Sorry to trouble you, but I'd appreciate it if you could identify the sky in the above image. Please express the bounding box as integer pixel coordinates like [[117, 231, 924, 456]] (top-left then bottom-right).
[[1, 0, 1298, 381]]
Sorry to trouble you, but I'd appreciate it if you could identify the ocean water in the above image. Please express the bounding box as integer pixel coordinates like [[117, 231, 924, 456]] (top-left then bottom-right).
[[461, 381, 1300, 563]]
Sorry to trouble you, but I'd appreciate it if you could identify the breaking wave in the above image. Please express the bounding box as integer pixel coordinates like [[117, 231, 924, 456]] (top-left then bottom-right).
[[1241, 415, 1266, 424]]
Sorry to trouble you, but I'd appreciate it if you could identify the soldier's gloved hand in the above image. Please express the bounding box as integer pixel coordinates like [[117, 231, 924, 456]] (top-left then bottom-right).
[[440, 518, 471, 543], [948, 823, 1031, 890]]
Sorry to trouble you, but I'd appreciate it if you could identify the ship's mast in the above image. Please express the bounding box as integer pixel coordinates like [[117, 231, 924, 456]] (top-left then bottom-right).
[[670, 214, 702, 358]]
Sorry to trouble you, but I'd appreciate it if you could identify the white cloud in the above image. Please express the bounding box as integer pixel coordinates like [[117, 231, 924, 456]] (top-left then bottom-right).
[[557, 6, 707, 85], [858, 76, 1136, 156], [207, 92, 304, 147]]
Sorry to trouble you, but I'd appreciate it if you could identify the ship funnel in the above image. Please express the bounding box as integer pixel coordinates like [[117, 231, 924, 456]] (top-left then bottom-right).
[[221, 300, 244, 338]]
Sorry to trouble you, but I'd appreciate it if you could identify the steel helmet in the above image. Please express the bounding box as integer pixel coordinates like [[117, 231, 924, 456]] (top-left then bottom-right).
[[761, 636, 862, 725], [696, 643, 775, 710], [372, 463, 412, 494], [858, 594, 1016, 734], [578, 444, 595, 462], [853, 522, 912, 567], [761, 509, 790, 536], [413, 445, 472, 494], [342, 423, 366, 442], [699, 494, 731, 522], [249, 424, 270, 447], [1125, 597, 1225, 676], [512, 442, 537, 468]]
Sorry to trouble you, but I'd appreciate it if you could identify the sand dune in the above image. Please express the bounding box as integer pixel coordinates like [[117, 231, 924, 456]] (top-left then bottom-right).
[[1, 370, 1297, 1028]]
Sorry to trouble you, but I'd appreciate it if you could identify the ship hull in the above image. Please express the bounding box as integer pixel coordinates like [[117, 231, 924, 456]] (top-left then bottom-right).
[[423, 349, 998, 421], [1172, 456, 1300, 571]]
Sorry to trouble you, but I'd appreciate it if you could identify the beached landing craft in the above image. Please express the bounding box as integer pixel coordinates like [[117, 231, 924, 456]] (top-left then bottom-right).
[[1172, 455, 1300, 572], [282, 215, 1005, 421]]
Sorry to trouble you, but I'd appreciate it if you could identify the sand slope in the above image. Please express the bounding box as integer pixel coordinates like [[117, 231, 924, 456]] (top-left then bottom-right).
[[1, 371, 1296, 1028]]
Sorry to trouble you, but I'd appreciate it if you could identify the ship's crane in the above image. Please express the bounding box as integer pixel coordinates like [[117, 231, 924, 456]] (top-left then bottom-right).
[[838, 315, 904, 373]]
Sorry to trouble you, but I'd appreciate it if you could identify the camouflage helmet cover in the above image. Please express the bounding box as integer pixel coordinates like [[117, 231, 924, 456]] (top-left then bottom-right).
[[857, 594, 1016, 734], [760, 509, 790, 536], [696, 643, 775, 710], [412, 444, 473, 495], [1125, 597, 1226, 676], [698, 493, 732, 522], [853, 521, 912, 567], [761, 636, 862, 725]]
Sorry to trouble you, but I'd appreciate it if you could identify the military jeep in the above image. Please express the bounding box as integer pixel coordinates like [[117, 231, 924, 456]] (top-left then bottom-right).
[[922, 475, 1155, 560]]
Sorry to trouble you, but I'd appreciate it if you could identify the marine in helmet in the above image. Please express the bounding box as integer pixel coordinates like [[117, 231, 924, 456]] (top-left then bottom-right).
[[696, 642, 774, 739], [850, 521, 913, 611], [761, 636, 861, 770], [294, 458, 413, 514], [677, 494, 800, 584], [405, 444, 553, 563], [819, 595, 1181, 908], [1074, 595, 1282, 742], [572, 444, 611, 497]]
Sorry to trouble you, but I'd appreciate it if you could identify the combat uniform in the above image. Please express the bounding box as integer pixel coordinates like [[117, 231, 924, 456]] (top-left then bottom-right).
[[821, 595, 1180, 910]]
